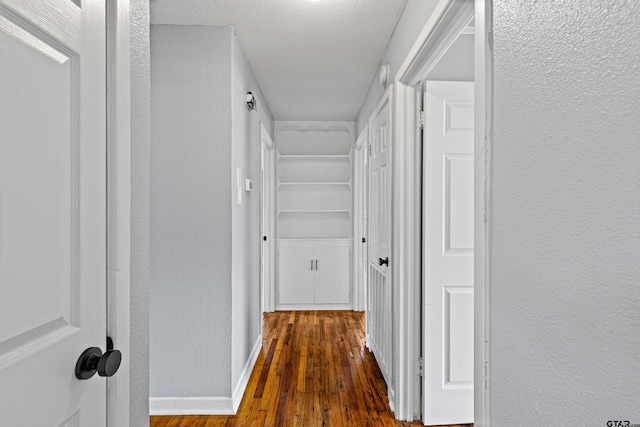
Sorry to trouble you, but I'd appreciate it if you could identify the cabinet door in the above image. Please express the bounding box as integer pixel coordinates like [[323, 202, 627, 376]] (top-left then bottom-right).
[[278, 246, 315, 304], [314, 246, 350, 304]]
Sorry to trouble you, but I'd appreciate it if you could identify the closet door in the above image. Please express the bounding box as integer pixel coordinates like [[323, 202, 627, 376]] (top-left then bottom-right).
[[314, 246, 350, 304], [278, 246, 315, 304]]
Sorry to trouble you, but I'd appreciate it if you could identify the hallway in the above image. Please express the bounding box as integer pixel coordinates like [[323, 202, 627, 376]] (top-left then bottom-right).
[[150, 311, 473, 426]]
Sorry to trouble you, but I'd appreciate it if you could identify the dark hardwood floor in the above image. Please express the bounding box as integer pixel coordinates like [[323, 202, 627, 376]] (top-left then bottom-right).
[[150, 310, 472, 427]]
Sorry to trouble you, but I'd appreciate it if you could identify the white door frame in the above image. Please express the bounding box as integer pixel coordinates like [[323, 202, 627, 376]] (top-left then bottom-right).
[[260, 123, 276, 313], [473, 2, 491, 424], [353, 126, 368, 312], [392, 0, 489, 422], [106, 1, 132, 425]]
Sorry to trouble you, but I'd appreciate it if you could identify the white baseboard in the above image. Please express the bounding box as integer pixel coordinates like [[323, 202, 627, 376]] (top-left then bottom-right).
[[149, 397, 233, 416], [149, 335, 262, 416], [232, 334, 262, 412]]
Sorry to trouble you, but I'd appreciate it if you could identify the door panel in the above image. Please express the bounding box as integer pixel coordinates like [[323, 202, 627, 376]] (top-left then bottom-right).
[[0, 1, 106, 426], [423, 81, 474, 425], [369, 99, 391, 269], [278, 246, 315, 304], [314, 246, 350, 304]]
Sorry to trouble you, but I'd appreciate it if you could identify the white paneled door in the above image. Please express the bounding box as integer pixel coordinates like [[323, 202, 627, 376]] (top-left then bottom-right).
[[368, 87, 393, 386], [423, 81, 474, 425], [0, 1, 107, 426]]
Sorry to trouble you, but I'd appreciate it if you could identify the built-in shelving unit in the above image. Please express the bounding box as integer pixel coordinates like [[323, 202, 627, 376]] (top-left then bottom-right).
[[275, 121, 354, 309], [276, 122, 353, 240]]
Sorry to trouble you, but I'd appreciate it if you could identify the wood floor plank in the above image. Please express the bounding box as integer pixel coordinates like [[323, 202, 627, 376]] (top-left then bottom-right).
[[150, 310, 473, 427]]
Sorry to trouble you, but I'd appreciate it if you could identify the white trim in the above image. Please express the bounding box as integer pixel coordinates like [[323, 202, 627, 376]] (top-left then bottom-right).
[[106, 1, 131, 426], [352, 126, 368, 312], [148, 335, 262, 417], [260, 123, 276, 313], [149, 397, 234, 416], [391, 81, 423, 421], [396, 0, 475, 85], [232, 335, 262, 412], [474, 1, 491, 425], [394, 0, 475, 422]]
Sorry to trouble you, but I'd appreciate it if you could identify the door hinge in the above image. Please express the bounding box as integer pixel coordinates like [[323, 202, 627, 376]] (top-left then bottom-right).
[[417, 356, 423, 376], [369, 144, 372, 155], [419, 110, 425, 130]]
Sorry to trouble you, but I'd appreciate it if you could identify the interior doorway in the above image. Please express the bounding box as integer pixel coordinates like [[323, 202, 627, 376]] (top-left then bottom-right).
[[260, 123, 276, 316], [386, 0, 478, 422], [418, 16, 475, 426], [353, 126, 368, 314]]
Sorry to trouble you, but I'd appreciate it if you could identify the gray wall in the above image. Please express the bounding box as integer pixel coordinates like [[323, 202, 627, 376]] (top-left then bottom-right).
[[426, 34, 473, 81], [150, 25, 233, 397], [230, 32, 274, 388], [150, 24, 273, 401], [130, 0, 150, 425], [490, 1, 640, 424], [355, 0, 440, 135]]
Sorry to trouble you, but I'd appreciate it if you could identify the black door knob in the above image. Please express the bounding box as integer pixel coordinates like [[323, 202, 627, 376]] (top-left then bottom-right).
[[75, 346, 122, 380], [378, 257, 389, 266]]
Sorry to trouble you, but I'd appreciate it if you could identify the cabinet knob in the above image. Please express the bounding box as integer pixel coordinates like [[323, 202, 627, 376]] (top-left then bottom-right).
[[378, 257, 389, 267]]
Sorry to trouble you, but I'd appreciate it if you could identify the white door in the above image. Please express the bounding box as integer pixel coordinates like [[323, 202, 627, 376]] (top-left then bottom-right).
[[367, 87, 393, 384], [0, 1, 107, 426], [423, 81, 474, 425], [353, 129, 368, 312], [278, 246, 315, 304], [260, 125, 275, 313], [314, 246, 350, 304]]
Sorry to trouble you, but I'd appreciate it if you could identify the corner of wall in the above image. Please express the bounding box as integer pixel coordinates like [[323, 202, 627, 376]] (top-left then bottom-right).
[[130, 0, 151, 426]]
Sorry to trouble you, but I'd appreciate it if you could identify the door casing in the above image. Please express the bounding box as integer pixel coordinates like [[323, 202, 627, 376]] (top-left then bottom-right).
[[106, 1, 132, 425]]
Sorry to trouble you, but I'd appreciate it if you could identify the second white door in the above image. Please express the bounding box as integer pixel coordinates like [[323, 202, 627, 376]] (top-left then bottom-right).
[[423, 80, 474, 425]]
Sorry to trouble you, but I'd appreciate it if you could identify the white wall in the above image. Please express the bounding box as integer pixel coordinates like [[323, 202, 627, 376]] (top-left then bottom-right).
[[230, 31, 274, 388], [150, 25, 233, 397], [130, 0, 151, 425], [150, 24, 274, 405], [355, 0, 440, 136], [490, 1, 640, 424]]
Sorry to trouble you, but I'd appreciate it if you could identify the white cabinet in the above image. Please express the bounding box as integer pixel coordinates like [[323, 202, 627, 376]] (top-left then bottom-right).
[[278, 246, 315, 304], [278, 242, 351, 307], [313, 245, 351, 304]]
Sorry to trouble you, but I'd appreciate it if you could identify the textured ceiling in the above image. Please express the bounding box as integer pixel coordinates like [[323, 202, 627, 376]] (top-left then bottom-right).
[[150, 0, 408, 121]]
